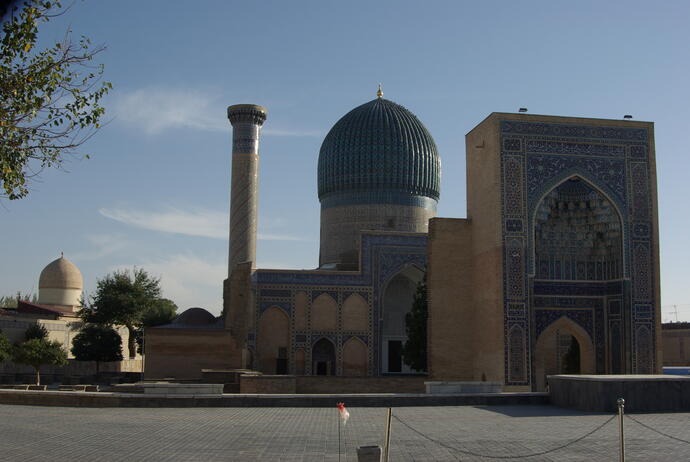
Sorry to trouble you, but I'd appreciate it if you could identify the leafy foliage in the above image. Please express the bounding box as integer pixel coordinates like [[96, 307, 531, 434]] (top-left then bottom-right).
[[0, 291, 38, 307], [12, 338, 67, 384], [24, 322, 48, 340], [140, 298, 178, 328], [0, 331, 12, 362], [71, 324, 122, 373], [79, 268, 174, 358], [1, 0, 111, 199], [136, 298, 178, 354], [402, 279, 428, 372]]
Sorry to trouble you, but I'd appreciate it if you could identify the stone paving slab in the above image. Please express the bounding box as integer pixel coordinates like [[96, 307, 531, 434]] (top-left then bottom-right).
[[0, 404, 688, 461]]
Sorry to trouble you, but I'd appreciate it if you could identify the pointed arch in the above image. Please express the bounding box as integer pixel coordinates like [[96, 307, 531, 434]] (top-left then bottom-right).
[[311, 293, 337, 331], [533, 170, 625, 221], [312, 337, 336, 376], [342, 293, 369, 331], [381, 264, 424, 374], [534, 316, 595, 391], [531, 175, 625, 280], [342, 337, 368, 376], [257, 306, 290, 374]]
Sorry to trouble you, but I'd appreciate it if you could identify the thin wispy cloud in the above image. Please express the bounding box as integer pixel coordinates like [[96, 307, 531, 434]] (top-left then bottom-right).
[[114, 86, 226, 134], [114, 86, 321, 137], [99, 206, 310, 241], [100, 207, 227, 238]]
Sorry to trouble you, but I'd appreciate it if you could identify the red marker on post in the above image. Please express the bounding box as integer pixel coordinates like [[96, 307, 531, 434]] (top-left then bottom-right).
[[336, 402, 350, 425]]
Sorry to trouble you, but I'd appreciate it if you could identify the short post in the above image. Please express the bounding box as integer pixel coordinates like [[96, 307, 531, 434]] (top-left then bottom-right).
[[141, 326, 145, 383], [617, 398, 625, 462], [383, 408, 392, 462]]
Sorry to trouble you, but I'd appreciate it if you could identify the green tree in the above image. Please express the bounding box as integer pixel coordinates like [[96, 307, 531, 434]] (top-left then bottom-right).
[[1, 0, 111, 200], [141, 298, 178, 327], [0, 331, 12, 362], [71, 324, 122, 375], [0, 291, 38, 308], [12, 338, 67, 385], [24, 322, 48, 340], [136, 298, 178, 354], [79, 268, 166, 358], [402, 279, 428, 372]]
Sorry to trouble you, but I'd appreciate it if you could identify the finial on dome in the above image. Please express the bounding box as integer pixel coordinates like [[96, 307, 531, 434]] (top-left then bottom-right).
[[60, 251, 64, 258], [377, 83, 383, 99]]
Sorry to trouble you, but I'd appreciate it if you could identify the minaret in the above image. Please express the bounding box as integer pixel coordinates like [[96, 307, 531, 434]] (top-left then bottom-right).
[[227, 104, 267, 275]]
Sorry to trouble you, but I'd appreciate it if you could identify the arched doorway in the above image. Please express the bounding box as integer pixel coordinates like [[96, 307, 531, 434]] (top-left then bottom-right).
[[534, 317, 596, 391], [382, 265, 424, 374], [312, 338, 336, 376], [257, 306, 290, 374]]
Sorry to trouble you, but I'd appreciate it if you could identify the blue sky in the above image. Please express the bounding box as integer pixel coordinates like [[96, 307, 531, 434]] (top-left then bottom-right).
[[2, 0, 689, 320]]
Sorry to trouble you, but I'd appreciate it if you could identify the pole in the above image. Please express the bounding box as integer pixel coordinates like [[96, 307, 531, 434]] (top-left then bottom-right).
[[383, 408, 392, 462], [141, 327, 145, 383], [617, 398, 625, 462], [338, 410, 341, 462]]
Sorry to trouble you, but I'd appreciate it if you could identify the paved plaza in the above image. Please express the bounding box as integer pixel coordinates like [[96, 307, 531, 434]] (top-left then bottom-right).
[[1, 403, 689, 461]]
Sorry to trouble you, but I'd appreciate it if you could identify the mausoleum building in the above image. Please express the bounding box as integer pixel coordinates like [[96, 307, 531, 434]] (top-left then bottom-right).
[[146, 91, 662, 391]]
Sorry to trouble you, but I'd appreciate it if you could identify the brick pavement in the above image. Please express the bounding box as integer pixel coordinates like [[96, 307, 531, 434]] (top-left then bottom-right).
[[0, 404, 688, 461]]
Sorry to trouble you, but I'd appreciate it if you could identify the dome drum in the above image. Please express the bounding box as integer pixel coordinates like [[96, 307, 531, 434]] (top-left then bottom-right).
[[320, 203, 435, 269]]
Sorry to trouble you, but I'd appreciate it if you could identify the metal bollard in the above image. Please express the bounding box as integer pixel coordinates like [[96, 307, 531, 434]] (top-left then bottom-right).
[[617, 398, 625, 462]]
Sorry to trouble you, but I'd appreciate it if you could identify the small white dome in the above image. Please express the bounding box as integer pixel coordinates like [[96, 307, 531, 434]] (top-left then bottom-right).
[[39, 255, 83, 290]]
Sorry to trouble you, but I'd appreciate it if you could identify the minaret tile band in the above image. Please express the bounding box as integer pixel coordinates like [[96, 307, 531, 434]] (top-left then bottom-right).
[[227, 104, 267, 275]]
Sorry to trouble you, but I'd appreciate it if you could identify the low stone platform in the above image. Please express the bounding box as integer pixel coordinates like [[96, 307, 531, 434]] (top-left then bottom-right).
[[549, 374, 690, 412], [143, 382, 224, 396], [0, 389, 548, 408], [425, 381, 502, 394]]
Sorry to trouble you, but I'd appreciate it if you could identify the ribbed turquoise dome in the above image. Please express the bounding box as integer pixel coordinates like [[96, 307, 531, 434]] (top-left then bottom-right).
[[317, 98, 440, 207]]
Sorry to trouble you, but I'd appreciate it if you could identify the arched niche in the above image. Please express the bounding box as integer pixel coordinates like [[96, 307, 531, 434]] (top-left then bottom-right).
[[312, 338, 336, 376], [382, 264, 424, 374], [533, 176, 623, 281], [294, 291, 308, 331], [342, 337, 368, 376], [508, 325, 527, 383], [257, 306, 290, 374], [534, 316, 595, 391], [342, 293, 369, 331], [311, 293, 337, 331]]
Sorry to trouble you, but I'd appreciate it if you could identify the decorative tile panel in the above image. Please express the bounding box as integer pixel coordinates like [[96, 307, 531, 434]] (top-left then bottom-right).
[[501, 118, 656, 384]]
